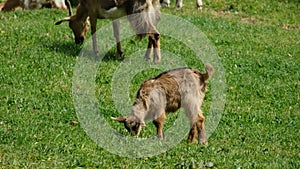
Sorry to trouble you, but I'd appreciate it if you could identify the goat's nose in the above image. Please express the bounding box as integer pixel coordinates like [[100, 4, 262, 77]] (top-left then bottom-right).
[[75, 37, 84, 44]]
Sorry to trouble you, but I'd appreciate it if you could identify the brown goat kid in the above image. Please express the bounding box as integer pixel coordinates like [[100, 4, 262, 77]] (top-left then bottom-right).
[[55, 0, 161, 62], [112, 64, 214, 144]]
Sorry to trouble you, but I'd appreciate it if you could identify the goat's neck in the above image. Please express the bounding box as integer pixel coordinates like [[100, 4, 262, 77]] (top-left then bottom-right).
[[76, 4, 89, 21]]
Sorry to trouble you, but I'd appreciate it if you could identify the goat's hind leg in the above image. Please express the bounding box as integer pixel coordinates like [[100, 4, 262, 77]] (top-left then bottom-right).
[[161, 0, 170, 7], [176, 0, 183, 9], [187, 111, 207, 144], [147, 33, 160, 63], [145, 36, 153, 61], [196, 0, 203, 10]]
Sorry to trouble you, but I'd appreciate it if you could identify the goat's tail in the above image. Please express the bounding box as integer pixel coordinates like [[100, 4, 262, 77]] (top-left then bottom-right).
[[193, 64, 214, 91], [126, 0, 161, 39]]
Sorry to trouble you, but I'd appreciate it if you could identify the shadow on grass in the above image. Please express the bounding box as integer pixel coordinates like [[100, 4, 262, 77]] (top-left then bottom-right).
[[101, 50, 124, 62], [76, 46, 124, 62], [43, 39, 124, 62], [43, 40, 82, 57]]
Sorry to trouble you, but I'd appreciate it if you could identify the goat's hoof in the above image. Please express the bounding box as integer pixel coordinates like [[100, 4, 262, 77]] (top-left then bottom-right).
[[187, 138, 197, 143], [153, 57, 161, 63], [144, 57, 151, 62], [93, 50, 99, 56], [161, 2, 169, 7], [157, 135, 163, 139], [176, 4, 183, 10], [187, 134, 197, 142], [116, 53, 124, 60], [198, 139, 208, 144], [156, 133, 165, 140], [197, 5, 203, 11]]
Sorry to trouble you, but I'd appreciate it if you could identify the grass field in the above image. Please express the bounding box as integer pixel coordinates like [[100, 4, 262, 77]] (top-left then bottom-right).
[[0, 0, 299, 168]]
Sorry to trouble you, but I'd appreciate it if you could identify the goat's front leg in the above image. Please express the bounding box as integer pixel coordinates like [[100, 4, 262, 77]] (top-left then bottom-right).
[[188, 123, 197, 142], [196, 112, 207, 144], [153, 112, 166, 139], [112, 20, 123, 60], [153, 33, 161, 63], [90, 17, 99, 54]]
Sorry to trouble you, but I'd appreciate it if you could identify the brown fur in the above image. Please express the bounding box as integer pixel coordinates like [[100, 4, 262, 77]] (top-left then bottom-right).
[[0, 0, 23, 11], [55, 0, 161, 62], [112, 64, 214, 144]]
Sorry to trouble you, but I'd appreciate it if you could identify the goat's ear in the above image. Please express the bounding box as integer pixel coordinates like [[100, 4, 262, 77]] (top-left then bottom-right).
[[55, 17, 72, 25], [111, 116, 126, 123], [202, 64, 214, 82]]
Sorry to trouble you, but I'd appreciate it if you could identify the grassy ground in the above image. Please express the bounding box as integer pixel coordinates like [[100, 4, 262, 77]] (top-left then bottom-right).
[[0, 0, 299, 168]]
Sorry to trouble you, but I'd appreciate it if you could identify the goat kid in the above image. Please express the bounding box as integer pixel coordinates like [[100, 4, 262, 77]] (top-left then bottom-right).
[[0, 0, 67, 11], [161, 0, 202, 10], [55, 0, 161, 62], [112, 64, 214, 144]]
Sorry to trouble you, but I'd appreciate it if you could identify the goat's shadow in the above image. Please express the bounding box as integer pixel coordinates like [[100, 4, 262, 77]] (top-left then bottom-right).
[[44, 40, 81, 57], [44, 39, 122, 62]]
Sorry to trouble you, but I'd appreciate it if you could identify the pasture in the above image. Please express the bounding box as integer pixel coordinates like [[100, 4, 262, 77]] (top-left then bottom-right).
[[0, 0, 299, 168]]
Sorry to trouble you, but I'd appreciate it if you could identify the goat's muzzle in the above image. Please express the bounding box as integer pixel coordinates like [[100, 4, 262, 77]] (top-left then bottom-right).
[[75, 37, 84, 44]]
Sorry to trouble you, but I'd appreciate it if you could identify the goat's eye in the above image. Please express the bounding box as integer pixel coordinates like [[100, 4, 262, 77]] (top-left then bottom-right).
[[130, 122, 136, 127]]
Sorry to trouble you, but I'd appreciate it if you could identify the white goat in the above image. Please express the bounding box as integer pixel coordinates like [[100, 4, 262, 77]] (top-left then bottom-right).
[[161, 0, 203, 10], [0, 0, 67, 11]]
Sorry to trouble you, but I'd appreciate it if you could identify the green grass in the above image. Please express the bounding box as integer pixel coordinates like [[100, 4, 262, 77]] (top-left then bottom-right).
[[1, 0, 299, 168]]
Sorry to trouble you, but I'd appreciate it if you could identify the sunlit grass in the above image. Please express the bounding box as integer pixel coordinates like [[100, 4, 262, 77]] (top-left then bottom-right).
[[0, 0, 299, 168]]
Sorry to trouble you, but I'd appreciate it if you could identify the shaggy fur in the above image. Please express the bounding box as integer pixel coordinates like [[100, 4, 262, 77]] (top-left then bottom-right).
[[112, 64, 214, 144], [55, 0, 161, 62]]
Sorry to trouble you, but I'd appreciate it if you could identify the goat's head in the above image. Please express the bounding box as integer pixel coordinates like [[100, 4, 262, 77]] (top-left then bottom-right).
[[111, 116, 146, 136], [55, 16, 89, 44], [55, 4, 89, 44]]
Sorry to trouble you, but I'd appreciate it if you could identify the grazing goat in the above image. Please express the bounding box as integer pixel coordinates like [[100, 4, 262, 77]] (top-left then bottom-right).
[[161, 0, 202, 10], [112, 64, 214, 144], [0, 0, 67, 11], [55, 0, 161, 62]]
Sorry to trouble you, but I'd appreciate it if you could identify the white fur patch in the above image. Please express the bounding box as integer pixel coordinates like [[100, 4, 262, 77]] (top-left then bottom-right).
[[99, 7, 127, 19]]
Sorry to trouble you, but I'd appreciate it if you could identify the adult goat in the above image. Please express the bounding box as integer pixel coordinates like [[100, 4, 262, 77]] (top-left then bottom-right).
[[55, 0, 161, 62]]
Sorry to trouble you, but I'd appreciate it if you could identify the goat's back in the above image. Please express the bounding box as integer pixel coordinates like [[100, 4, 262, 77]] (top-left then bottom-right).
[[136, 68, 204, 114]]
